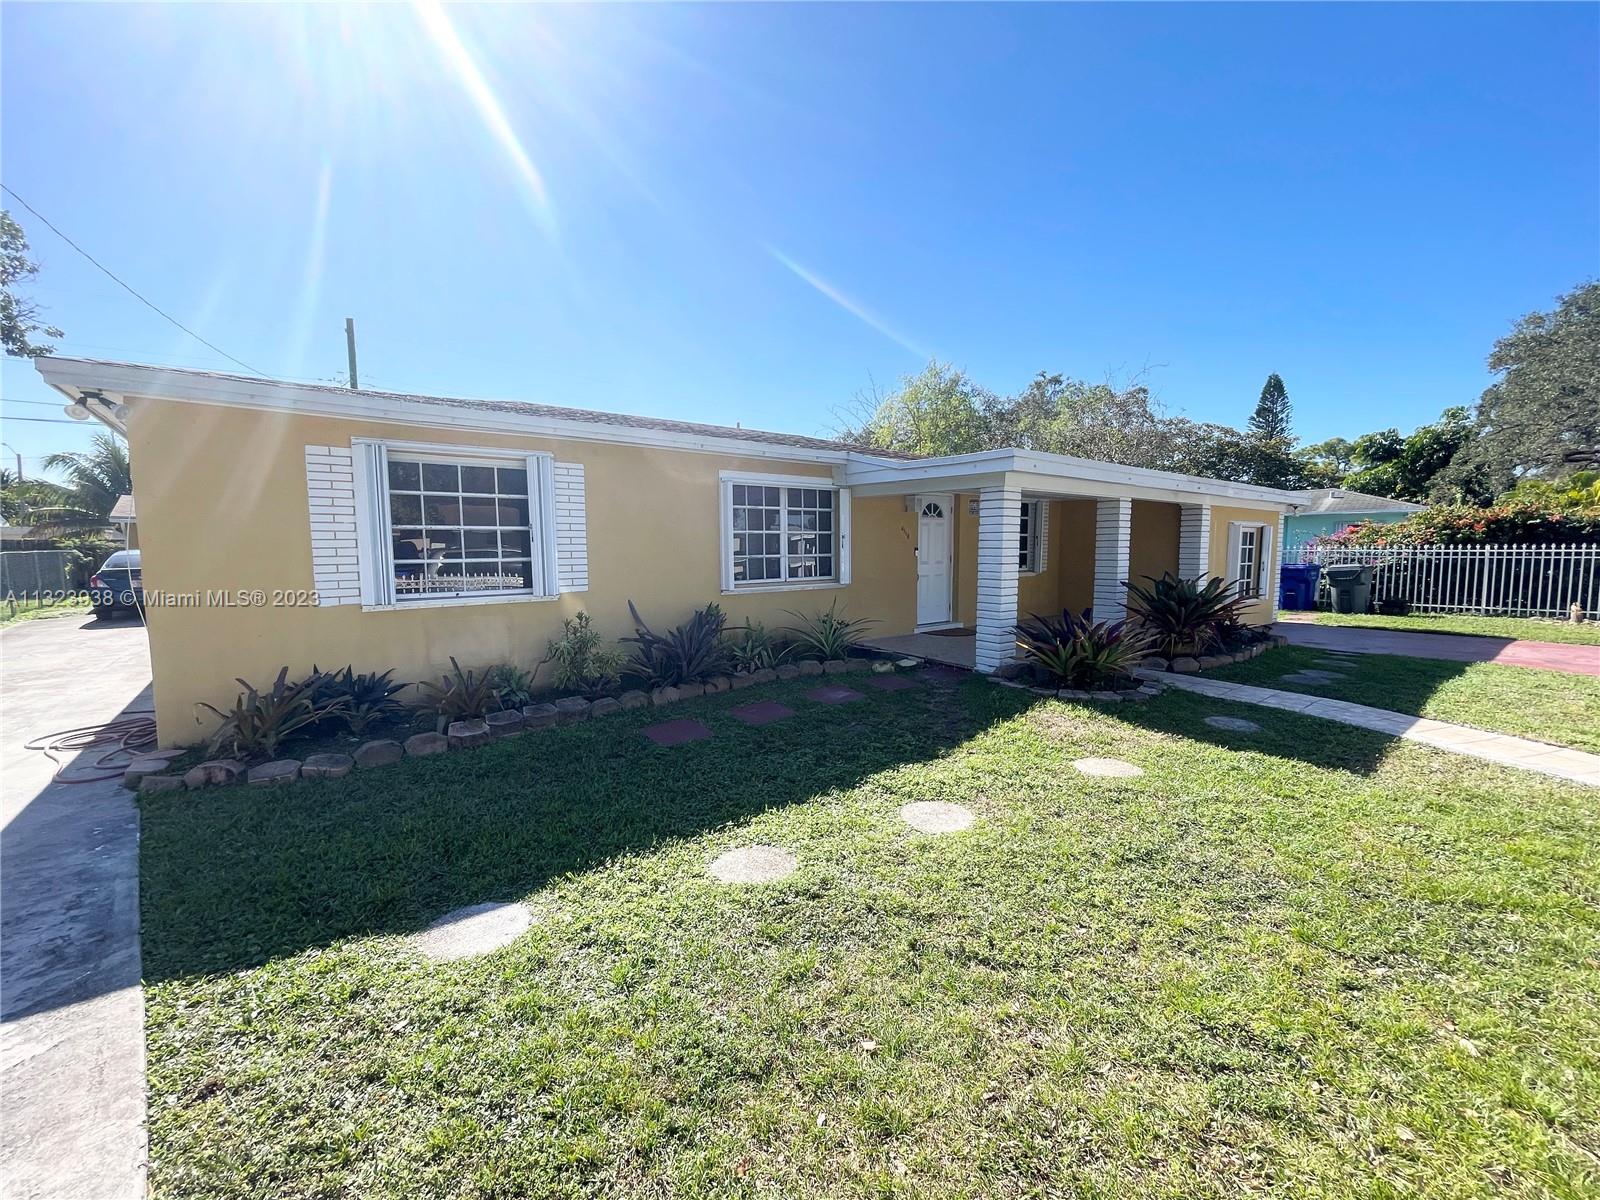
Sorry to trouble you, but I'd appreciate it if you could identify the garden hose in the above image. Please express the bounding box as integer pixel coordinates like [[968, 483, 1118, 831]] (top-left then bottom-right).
[[23, 714, 159, 784]]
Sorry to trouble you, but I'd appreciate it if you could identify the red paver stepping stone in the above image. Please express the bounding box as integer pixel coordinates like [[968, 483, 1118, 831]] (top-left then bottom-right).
[[864, 674, 917, 692], [642, 718, 714, 746], [806, 685, 864, 705], [729, 700, 796, 726]]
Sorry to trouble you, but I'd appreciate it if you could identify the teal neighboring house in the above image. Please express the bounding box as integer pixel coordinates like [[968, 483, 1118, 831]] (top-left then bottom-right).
[[1284, 488, 1425, 552]]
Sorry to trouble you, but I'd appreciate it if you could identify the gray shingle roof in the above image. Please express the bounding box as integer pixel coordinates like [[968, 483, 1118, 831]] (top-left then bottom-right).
[[72, 359, 913, 458], [1293, 488, 1425, 515]]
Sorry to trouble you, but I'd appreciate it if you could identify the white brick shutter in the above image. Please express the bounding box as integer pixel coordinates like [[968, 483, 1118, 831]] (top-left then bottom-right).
[[553, 461, 588, 593], [305, 445, 360, 606]]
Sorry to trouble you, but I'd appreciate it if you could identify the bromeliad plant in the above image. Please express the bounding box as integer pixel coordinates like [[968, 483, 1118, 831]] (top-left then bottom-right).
[[485, 664, 537, 710], [728, 620, 790, 673], [199, 667, 347, 760], [314, 666, 409, 736], [623, 601, 731, 687], [1123, 572, 1250, 658], [783, 601, 875, 662], [537, 611, 625, 698], [416, 657, 504, 731], [1012, 609, 1151, 689]]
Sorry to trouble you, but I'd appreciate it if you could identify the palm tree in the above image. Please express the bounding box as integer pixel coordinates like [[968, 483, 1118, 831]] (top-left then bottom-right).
[[32, 433, 132, 534], [0, 468, 66, 525]]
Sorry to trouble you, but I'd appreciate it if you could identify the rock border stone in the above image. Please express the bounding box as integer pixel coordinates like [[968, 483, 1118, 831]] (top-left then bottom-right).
[[143, 653, 921, 793]]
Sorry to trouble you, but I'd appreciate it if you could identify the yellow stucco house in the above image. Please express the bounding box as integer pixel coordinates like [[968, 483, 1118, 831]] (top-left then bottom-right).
[[38, 357, 1301, 744]]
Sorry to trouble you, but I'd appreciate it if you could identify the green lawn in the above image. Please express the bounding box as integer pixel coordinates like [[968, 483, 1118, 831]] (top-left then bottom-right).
[[1306, 611, 1600, 646], [1210, 645, 1600, 754], [0, 594, 91, 628], [140, 675, 1600, 1199]]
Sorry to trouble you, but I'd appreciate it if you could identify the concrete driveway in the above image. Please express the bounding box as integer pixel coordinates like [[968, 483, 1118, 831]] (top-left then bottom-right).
[[1275, 620, 1600, 676], [1, 612, 152, 1200]]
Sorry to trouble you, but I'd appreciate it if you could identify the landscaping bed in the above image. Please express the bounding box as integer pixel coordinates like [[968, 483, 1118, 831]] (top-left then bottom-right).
[[140, 675, 1600, 1198]]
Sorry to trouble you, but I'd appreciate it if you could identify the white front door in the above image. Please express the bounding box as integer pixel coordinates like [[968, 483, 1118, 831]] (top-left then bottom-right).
[[915, 495, 953, 627]]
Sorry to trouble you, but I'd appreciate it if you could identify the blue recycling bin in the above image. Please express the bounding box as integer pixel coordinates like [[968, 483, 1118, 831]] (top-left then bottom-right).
[[1278, 562, 1322, 611]]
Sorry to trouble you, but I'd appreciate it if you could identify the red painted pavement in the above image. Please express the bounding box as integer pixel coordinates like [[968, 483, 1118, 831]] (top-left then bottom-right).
[[1275, 623, 1600, 676]]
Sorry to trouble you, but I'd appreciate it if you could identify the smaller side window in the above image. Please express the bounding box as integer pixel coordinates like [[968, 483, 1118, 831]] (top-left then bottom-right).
[[1017, 500, 1043, 573], [1236, 525, 1264, 598]]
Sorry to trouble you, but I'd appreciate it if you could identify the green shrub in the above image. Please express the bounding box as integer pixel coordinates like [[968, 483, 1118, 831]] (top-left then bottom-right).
[[1012, 609, 1150, 689], [485, 664, 537, 709], [728, 620, 790, 673], [537, 611, 624, 698], [198, 667, 346, 760], [1124, 573, 1249, 658], [623, 601, 731, 686], [783, 600, 875, 661]]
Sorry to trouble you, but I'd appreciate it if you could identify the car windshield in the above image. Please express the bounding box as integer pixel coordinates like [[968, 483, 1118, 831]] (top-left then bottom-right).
[[101, 551, 141, 570]]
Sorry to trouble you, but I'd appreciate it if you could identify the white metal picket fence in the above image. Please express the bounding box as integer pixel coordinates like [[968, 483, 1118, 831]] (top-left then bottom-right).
[[1293, 543, 1600, 619]]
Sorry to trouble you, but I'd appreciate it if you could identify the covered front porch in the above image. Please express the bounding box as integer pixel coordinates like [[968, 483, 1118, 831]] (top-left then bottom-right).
[[839, 449, 1289, 674]]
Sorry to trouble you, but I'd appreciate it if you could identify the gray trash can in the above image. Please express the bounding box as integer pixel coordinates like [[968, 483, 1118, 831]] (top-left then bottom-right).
[[1324, 564, 1375, 614]]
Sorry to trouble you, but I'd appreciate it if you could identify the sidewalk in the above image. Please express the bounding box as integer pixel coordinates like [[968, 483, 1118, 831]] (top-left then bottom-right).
[[1143, 669, 1600, 787], [1274, 620, 1600, 677]]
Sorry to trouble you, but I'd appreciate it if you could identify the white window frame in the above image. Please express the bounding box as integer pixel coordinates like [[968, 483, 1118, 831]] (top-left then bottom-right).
[[718, 470, 851, 594], [352, 437, 559, 611], [1226, 520, 1272, 600], [1018, 499, 1048, 576]]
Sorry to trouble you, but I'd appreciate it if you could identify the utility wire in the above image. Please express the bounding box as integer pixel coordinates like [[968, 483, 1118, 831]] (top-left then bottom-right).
[[2, 184, 270, 379], [0, 415, 84, 425], [1, 398, 70, 407]]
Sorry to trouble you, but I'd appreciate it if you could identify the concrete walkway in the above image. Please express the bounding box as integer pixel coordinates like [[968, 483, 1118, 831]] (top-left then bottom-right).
[[1143, 669, 1600, 787], [1, 613, 152, 1200], [1275, 620, 1600, 677]]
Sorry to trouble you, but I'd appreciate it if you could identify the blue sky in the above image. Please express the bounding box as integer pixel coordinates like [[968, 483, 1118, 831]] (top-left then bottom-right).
[[2, 2, 1596, 477]]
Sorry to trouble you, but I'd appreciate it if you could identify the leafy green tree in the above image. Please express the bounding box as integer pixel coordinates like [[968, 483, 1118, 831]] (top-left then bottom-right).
[[1441, 281, 1600, 496], [842, 362, 994, 457], [1342, 407, 1480, 502], [31, 433, 132, 534], [1, 210, 63, 358], [0, 468, 66, 524], [1296, 437, 1355, 487], [1247, 373, 1292, 442]]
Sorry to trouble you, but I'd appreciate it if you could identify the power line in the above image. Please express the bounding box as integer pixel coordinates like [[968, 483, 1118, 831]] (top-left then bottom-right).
[[2, 184, 270, 379], [0, 415, 84, 425], [1, 398, 68, 407]]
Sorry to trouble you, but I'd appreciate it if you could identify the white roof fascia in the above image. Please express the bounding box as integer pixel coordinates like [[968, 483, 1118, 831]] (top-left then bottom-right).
[[33, 357, 890, 467], [841, 449, 1302, 510]]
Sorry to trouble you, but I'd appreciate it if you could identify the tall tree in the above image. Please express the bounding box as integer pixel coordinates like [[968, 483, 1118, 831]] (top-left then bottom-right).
[[1441, 281, 1600, 497], [1341, 407, 1481, 502], [1, 210, 63, 358], [840, 362, 994, 458], [1247, 373, 1292, 442]]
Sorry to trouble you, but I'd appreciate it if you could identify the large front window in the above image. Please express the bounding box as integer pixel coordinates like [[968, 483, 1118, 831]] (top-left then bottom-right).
[[1236, 525, 1262, 598], [722, 476, 849, 591], [383, 452, 539, 601]]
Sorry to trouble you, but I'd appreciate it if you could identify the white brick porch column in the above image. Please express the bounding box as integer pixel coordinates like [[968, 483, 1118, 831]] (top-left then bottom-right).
[[1093, 498, 1132, 622], [974, 485, 1022, 674], [1178, 502, 1211, 580]]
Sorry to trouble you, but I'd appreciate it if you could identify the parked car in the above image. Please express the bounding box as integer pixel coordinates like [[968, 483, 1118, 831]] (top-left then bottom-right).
[[89, 550, 143, 618]]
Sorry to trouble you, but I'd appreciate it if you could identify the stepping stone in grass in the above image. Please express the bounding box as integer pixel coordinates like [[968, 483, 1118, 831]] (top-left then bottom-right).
[[864, 674, 917, 692], [642, 718, 714, 747], [708, 845, 797, 884], [1313, 657, 1358, 669], [1279, 670, 1347, 686], [1071, 757, 1144, 778], [729, 700, 795, 727], [899, 801, 975, 834], [806, 685, 864, 705], [1204, 715, 1261, 733], [920, 667, 969, 683], [408, 901, 534, 961]]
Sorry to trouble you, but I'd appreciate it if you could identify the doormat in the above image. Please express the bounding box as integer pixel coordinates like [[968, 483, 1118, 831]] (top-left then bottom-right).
[[925, 627, 976, 638]]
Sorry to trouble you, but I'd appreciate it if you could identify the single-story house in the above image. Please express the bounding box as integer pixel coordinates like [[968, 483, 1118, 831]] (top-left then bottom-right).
[[37, 357, 1304, 745], [109, 493, 138, 548], [1284, 488, 1423, 550]]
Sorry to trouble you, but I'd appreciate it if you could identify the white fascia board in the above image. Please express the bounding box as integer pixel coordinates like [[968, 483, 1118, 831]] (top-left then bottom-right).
[[840, 448, 1302, 509], [35, 371, 129, 435], [33, 357, 856, 466]]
